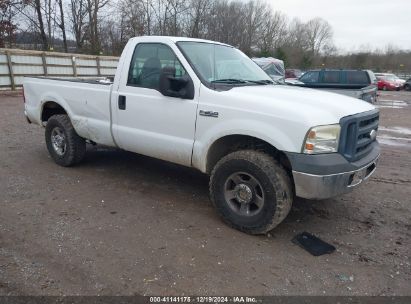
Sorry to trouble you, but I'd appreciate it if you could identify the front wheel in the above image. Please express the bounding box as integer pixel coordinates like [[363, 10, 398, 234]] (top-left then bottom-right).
[[45, 114, 86, 167], [209, 150, 293, 234]]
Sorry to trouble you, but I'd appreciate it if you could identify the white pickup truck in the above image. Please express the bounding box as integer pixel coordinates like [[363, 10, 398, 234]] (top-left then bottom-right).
[[23, 36, 380, 234]]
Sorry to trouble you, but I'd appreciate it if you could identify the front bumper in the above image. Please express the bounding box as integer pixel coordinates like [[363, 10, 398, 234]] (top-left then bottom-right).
[[388, 84, 400, 90], [292, 155, 379, 200], [286, 141, 380, 200]]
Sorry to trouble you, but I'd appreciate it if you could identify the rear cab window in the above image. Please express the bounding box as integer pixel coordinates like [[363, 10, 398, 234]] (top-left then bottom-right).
[[300, 71, 320, 83]]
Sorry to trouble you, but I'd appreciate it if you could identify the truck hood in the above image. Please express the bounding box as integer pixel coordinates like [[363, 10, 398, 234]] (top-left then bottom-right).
[[221, 84, 375, 125]]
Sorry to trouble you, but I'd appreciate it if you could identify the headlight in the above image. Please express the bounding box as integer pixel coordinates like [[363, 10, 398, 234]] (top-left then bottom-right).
[[303, 124, 341, 154]]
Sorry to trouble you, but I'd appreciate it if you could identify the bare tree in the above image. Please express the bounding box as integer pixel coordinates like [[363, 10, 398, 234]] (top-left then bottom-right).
[[0, 0, 18, 47], [118, 0, 145, 37], [86, 0, 109, 53], [7, 0, 410, 75], [56, 0, 67, 52], [34, 0, 49, 50], [70, 0, 88, 50], [11, 0, 60, 50], [149, 0, 187, 36], [186, 0, 212, 38], [167, 0, 188, 36], [257, 11, 287, 55], [241, 0, 266, 55], [305, 17, 333, 56], [205, 0, 244, 47], [286, 18, 308, 51]]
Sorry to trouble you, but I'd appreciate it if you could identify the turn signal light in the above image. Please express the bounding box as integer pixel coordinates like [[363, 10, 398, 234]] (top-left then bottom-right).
[[305, 143, 315, 151]]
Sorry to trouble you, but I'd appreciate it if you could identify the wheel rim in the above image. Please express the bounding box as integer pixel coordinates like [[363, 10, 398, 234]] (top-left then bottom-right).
[[224, 172, 265, 216], [51, 127, 66, 156]]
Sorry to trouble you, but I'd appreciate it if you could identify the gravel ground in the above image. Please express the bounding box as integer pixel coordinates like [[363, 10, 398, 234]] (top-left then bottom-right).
[[0, 90, 410, 296]]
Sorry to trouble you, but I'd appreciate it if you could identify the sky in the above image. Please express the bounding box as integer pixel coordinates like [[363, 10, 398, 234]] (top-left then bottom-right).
[[271, 0, 411, 52]]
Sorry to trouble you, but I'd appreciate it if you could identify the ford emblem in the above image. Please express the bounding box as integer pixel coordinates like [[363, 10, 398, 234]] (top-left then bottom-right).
[[370, 129, 377, 141]]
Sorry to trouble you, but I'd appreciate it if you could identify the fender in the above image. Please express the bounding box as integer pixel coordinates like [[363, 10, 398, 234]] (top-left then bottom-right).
[[192, 118, 303, 173], [39, 91, 90, 140]]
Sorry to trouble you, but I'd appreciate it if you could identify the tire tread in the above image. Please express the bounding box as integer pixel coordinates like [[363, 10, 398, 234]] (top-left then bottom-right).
[[45, 114, 86, 166]]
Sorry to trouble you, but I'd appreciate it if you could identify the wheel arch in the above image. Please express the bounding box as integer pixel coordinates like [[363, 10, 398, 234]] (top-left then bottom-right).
[[38, 90, 74, 124], [204, 134, 293, 178], [41, 100, 68, 123]]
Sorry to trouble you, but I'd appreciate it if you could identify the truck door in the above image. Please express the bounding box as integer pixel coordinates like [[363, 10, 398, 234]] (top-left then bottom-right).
[[112, 42, 198, 167]]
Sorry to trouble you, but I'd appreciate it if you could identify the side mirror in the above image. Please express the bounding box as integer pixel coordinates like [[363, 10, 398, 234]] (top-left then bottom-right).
[[159, 66, 194, 99]]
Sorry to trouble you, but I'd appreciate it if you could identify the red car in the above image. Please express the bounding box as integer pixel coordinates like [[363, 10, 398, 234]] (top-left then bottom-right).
[[375, 73, 402, 91], [285, 69, 303, 79]]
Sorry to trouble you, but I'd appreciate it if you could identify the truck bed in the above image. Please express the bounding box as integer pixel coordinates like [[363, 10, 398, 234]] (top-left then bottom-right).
[[24, 76, 116, 146], [26, 76, 114, 85], [318, 85, 377, 103], [285, 79, 377, 103]]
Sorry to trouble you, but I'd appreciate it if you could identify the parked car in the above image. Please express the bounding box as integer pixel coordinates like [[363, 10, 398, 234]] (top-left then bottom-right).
[[23, 36, 380, 235], [393, 75, 406, 87], [375, 73, 404, 91], [289, 69, 378, 103], [404, 78, 411, 91], [285, 69, 303, 79], [252, 57, 285, 83]]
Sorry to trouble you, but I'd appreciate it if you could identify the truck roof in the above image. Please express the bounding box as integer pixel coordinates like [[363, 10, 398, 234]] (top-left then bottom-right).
[[131, 36, 232, 47]]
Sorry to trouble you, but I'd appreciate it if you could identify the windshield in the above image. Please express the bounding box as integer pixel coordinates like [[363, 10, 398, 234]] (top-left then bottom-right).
[[177, 41, 272, 86]]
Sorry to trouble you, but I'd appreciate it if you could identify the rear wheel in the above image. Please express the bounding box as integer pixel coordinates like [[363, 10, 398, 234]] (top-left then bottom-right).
[[45, 114, 86, 167], [209, 150, 293, 234], [405, 84, 410, 91]]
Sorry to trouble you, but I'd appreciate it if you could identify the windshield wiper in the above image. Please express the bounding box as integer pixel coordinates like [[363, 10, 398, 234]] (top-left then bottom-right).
[[211, 79, 273, 85], [243, 79, 274, 85], [211, 79, 248, 84]]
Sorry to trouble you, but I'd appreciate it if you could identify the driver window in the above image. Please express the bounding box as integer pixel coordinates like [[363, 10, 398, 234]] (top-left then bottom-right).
[[127, 43, 186, 90]]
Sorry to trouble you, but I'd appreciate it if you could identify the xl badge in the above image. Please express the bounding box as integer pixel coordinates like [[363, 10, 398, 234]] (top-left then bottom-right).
[[370, 129, 377, 141]]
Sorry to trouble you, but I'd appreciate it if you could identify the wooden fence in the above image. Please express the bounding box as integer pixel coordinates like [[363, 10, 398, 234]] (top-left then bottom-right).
[[0, 48, 119, 90]]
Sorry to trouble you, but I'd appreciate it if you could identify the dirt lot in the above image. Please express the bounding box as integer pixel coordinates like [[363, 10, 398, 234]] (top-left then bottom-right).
[[0, 90, 410, 296]]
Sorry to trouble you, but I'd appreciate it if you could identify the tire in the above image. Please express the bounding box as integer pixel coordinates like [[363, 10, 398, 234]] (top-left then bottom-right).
[[382, 85, 387, 91], [45, 114, 86, 167], [209, 150, 293, 234], [405, 84, 410, 91]]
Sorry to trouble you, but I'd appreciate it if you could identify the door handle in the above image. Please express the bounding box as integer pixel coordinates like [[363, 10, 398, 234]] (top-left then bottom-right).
[[118, 95, 126, 110]]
